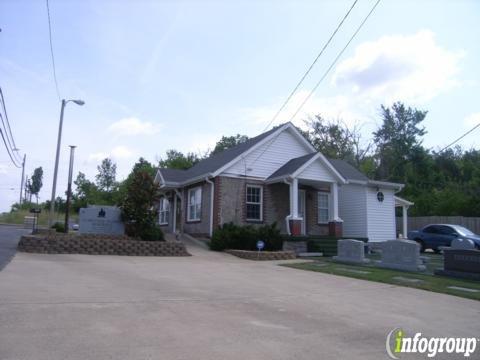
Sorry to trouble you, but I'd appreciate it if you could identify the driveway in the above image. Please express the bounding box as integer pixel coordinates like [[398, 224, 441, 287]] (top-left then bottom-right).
[[0, 224, 30, 271], [0, 233, 479, 360]]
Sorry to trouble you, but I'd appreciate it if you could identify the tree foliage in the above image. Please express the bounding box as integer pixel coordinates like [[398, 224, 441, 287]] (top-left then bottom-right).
[[211, 134, 249, 155], [27, 167, 43, 202], [158, 150, 201, 170], [95, 158, 117, 191], [119, 169, 162, 240]]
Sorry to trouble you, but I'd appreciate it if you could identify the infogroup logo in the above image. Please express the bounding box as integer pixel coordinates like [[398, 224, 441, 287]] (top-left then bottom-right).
[[386, 328, 478, 358]]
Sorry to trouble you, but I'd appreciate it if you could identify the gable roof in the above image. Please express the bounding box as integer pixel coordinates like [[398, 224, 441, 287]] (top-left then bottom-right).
[[267, 153, 317, 180], [158, 124, 285, 185]]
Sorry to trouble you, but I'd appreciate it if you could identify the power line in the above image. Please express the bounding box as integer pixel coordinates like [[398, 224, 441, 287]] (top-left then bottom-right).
[[289, 0, 382, 122], [262, 0, 360, 132], [0, 123, 21, 168], [46, 0, 62, 101], [438, 122, 480, 153], [0, 87, 22, 163]]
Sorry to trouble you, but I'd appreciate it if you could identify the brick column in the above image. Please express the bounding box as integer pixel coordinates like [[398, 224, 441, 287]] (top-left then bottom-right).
[[328, 221, 343, 237], [289, 219, 302, 236]]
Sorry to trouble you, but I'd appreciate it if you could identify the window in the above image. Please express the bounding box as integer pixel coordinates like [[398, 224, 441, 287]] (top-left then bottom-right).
[[423, 226, 439, 234], [187, 187, 202, 221], [159, 197, 170, 225], [246, 185, 262, 221], [317, 192, 329, 224]]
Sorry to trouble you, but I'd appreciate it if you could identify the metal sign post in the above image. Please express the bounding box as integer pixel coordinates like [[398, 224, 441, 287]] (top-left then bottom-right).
[[256, 240, 265, 260], [29, 208, 41, 233]]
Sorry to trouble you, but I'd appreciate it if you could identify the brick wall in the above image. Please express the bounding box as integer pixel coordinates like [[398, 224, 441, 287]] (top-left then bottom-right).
[[183, 181, 211, 237], [18, 234, 190, 256], [305, 188, 329, 236], [225, 249, 296, 260]]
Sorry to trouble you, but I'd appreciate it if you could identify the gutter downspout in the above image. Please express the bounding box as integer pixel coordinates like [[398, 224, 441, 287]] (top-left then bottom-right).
[[284, 178, 292, 235], [205, 176, 214, 238]]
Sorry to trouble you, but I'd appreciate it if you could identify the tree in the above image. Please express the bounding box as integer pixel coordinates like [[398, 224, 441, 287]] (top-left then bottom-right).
[[72, 172, 99, 211], [373, 102, 427, 181], [116, 157, 157, 205], [158, 150, 201, 170], [211, 134, 249, 155], [305, 115, 371, 167], [95, 158, 117, 191], [120, 169, 162, 240], [26, 167, 43, 203]]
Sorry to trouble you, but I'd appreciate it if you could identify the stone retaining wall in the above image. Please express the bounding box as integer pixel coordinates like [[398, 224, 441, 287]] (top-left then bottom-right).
[[225, 249, 296, 260], [18, 234, 190, 257]]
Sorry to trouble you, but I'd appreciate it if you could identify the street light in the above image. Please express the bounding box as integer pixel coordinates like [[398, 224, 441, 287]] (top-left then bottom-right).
[[48, 99, 85, 228]]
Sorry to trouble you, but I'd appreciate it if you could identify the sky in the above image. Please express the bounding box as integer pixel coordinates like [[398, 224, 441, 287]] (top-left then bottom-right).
[[0, 0, 479, 212]]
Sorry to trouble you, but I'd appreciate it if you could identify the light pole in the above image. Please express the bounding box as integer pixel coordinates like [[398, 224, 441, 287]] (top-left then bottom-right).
[[64, 145, 76, 233], [48, 99, 84, 228]]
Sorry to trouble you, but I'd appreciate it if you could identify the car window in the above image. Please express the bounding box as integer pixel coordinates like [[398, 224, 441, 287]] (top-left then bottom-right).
[[423, 226, 438, 234], [439, 226, 456, 235]]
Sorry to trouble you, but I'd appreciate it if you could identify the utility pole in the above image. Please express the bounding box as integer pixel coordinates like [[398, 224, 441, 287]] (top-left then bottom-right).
[[48, 99, 84, 228], [64, 145, 76, 233], [24, 176, 28, 203], [19, 154, 26, 204]]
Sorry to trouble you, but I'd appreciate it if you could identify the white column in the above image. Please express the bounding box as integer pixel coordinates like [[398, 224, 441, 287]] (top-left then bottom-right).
[[291, 178, 299, 218], [402, 205, 408, 238], [173, 193, 177, 233], [330, 182, 342, 222]]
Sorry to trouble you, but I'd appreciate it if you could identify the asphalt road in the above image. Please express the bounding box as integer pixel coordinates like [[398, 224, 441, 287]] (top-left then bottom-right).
[[0, 236, 479, 360], [0, 224, 30, 271]]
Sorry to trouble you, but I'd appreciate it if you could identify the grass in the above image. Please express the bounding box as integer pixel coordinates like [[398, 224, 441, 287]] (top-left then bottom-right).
[[0, 209, 77, 226], [282, 253, 480, 301]]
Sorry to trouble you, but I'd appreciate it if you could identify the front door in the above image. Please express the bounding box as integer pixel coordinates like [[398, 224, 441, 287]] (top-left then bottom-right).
[[298, 190, 306, 235]]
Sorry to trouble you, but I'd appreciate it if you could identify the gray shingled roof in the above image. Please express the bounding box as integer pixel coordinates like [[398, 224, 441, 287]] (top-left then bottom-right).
[[158, 123, 371, 184], [267, 153, 317, 180], [159, 125, 281, 184], [327, 158, 369, 182]]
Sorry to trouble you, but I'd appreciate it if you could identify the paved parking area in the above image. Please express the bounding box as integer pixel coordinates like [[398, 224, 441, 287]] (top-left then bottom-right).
[[0, 230, 479, 360]]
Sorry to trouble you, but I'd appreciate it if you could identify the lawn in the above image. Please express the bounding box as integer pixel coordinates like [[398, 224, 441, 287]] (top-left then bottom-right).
[[282, 253, 480, 301], [0, 209, 77, 226]]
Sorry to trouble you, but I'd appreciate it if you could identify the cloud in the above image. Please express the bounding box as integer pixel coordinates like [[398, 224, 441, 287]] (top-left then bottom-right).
[[107, 117, 162, 136], [240, 91, 366, 130], [332, 30, 465, 103], [88, 146, 134, 162], [464, 113, 480, 128]]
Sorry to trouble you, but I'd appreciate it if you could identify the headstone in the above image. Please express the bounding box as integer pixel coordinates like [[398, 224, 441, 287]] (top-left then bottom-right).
[[376, 240, 426, 272], [79, 206, 124, 235], [444, 249, 480, 273], [451, 238, 476, 250], [333, 239, 370, 265]]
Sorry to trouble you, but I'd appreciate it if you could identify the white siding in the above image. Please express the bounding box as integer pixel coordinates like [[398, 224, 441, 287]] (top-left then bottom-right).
[[221, 128, 311, 178], [366, 187, 396, 242], [297, 160, 336, 182], [338, 184, 368, 238]]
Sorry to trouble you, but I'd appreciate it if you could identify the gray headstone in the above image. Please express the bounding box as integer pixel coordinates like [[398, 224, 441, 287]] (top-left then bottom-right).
[[376, 240, 426, 272], [79, 206, 125, 235], [451, 238, 475, 250], [333, 239, 370, 265]]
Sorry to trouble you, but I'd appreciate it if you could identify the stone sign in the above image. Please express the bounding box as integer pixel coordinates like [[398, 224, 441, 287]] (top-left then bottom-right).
[[79, 206, 125, 235], [451, 238, 476, 250], [376, 240, 426, 272], [333, 239, 370, 265]]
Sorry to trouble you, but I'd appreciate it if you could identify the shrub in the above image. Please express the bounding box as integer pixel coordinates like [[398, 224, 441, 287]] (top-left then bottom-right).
[[51, 222, 66, 233], [139, 225, 165, 241], [210, 222, 282, 251]]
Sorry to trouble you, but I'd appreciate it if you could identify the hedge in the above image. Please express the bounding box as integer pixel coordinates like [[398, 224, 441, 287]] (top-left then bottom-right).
[[210, 222, 283, 251]]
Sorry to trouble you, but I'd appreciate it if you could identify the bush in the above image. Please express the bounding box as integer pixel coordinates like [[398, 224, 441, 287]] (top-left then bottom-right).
[[51, 222, 66, 233], [139, 225, 165, 241], [210, 222, 283, 251]]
